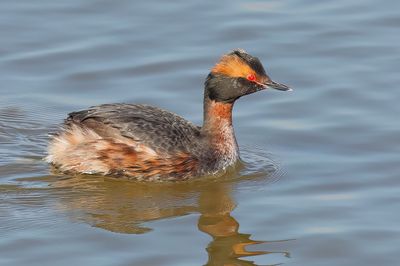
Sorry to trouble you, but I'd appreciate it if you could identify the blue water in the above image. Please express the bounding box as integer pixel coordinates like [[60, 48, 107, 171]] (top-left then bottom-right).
[[1, 0, 400, 265]]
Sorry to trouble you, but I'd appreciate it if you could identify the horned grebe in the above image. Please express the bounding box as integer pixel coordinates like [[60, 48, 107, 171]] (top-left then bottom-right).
[[46, 49, 291, 181]]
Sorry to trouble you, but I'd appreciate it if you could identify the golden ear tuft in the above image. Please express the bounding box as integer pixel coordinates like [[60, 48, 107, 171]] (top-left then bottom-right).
[[211, 53, 256, 78]]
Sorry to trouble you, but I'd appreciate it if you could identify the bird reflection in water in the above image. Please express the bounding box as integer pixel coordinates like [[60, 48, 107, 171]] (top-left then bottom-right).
[[49, 173, 290, 265], [198, 184, 290, 266]]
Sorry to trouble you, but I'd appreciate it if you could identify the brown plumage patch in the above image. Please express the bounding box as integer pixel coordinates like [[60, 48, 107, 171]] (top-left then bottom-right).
[[211, 54, 258, 80], [47, 125, 200, 181], [99, 142, 199, 180], [207, 100, 233, 122], [123, 152, 199, 181]]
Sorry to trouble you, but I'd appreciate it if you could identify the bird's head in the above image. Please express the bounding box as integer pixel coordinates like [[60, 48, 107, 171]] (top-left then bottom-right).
[[205, 49, 291, 103]]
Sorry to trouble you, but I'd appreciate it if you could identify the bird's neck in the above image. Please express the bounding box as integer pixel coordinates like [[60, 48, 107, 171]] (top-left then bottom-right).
[[203, 98, 233, 130], [202, 97, 239, 160]]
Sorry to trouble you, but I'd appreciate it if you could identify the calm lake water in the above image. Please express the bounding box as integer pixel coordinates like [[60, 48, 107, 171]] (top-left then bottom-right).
[[1, 0, 400, 265]]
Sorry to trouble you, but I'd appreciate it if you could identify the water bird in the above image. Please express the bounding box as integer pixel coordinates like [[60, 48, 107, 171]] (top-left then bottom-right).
[[46, 49, 291, 181]]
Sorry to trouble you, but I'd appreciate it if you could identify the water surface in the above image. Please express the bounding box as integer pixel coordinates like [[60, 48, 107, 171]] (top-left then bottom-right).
[[1, 0, 400, 265]]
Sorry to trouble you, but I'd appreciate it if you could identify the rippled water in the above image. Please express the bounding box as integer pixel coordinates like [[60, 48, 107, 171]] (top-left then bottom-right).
[[1, 0, 400, 265]]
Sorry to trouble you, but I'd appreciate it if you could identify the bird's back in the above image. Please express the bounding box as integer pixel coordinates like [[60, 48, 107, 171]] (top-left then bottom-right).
[[66, 104, 202, 154]]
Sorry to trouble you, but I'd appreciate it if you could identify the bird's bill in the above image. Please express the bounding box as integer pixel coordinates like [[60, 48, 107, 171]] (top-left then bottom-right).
[[263, 80, 292, 91]]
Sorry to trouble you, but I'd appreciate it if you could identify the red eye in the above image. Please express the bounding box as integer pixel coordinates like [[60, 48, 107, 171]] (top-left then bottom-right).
[[247, 74, 256, 81]]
